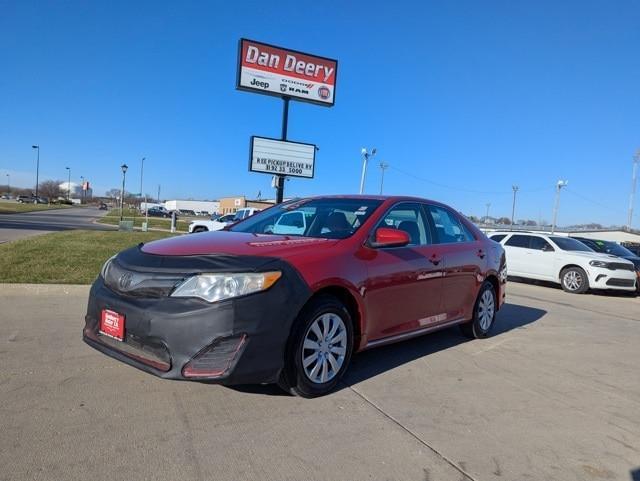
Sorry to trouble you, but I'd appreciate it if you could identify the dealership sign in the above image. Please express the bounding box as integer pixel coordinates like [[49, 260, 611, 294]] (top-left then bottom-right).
[[237, 39, 337, 106], [249, 136, 316, 178]]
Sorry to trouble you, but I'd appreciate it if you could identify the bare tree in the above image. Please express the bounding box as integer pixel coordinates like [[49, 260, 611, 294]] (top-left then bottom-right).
[[38, 180, 63, 200]]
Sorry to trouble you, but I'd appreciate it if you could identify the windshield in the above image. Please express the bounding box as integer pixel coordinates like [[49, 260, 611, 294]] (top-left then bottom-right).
[[229, 198, 383, 239], [550, 236, 594, 252]]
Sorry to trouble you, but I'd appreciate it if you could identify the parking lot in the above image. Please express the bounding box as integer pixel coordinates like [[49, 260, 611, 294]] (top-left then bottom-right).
[[1, 281, 639, 481]]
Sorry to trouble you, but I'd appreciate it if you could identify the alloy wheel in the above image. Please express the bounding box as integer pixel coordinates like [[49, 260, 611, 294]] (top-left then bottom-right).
[[301, 313, 347, 384], [564, 271, 582, 291], [477, 289, 495, 331]]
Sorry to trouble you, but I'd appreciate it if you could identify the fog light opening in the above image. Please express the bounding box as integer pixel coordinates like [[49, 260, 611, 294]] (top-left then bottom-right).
[[182, 334, 247, 379]]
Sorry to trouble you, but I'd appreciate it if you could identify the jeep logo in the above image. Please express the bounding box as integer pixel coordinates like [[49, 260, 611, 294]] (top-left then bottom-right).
[[250, 78, 270, 89]]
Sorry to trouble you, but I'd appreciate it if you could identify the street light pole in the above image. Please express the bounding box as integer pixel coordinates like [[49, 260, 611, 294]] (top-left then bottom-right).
[[139, 157, 145, 212], [485, 203, 491, 224], [157, 184, 161, 204], [627, 150, 640, 230], [551, 180, 568, 234], [379, 161, 389, 194], [510, 185, 519, 230], [359, 147, 377, 194], [65, 167, 71, 201], [80, 176, 85, 204], [32, 145, 40, 198], [120, 164, 128, 221], [6, 174, 9, 196]]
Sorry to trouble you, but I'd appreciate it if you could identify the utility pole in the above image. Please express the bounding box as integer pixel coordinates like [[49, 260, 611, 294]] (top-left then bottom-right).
[[157, 184, 161, 204], [120, 164, 128, 221], [551, 180, 568, 234], [80, 176, 84, 204], [32, 145, 40, 198], [6, 174, 9, 195], [627, 150, 640, 231], [359, 147, 377, 194], [65, 167, 71, 201], [139, 157, 145, 212], [510, 185, 519, 230], [379, 161, 389, 194], [485, 203, 491, 224]]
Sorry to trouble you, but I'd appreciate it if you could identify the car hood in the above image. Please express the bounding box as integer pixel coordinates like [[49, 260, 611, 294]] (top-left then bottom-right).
[[142, 230, 340, 259], [565, 250, 634, 264]]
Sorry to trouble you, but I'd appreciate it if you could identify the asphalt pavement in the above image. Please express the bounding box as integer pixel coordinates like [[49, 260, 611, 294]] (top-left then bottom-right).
[[0, 205, 113, 243], [0, 281, 639, 481]]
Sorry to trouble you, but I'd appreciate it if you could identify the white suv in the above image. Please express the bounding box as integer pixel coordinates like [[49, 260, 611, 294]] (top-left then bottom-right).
[[489, 232, 637, 294], [188, 208, 261, 233]]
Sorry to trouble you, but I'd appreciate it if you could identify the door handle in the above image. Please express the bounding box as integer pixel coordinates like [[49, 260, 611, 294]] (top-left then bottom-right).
[[429, 254, 441, 265], [476, 249, 485, 259]]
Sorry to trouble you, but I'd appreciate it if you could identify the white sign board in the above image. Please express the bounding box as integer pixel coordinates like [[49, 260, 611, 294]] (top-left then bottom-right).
[[249, 136, 316, 179]]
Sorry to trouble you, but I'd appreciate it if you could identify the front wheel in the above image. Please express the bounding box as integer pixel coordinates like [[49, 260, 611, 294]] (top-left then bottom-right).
[[192, 226, 208, 233], [279, 295, 354, 398], [560, 267, 589, 294], [460, 281, 496, 339]]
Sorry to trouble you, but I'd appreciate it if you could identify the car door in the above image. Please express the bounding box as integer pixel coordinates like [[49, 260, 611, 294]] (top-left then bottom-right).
[[527, 236, 556, 279], [364, 202, 446, 342], [502, 234, 531, 275], [426, 204, 483, 322]]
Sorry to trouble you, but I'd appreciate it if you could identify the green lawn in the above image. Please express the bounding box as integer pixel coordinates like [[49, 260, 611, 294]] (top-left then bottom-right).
[[0, 202, 74, 214], [0, 230, 176, 284]]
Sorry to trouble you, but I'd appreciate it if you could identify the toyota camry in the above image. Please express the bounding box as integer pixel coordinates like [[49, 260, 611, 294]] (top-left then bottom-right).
[[83, 196, 506, 397]]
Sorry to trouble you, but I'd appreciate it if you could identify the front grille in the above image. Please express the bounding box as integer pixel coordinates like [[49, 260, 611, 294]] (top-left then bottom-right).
[[103, 259, 184, 297], [606, 278, 636, 287], [609, 263, 635, 272], [84, 327, 171, 371]]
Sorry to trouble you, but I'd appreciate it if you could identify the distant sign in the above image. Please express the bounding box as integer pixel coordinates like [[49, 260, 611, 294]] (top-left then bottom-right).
[[249, 136, 316, 178], [237, 39, 337, 106]]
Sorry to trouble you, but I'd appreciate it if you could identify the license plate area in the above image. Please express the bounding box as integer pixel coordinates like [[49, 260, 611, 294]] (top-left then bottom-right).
[[100, 309, 125, 341]]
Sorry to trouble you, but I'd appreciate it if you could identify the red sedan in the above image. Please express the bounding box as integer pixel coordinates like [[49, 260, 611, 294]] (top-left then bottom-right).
[[83, 196, 506, 397]]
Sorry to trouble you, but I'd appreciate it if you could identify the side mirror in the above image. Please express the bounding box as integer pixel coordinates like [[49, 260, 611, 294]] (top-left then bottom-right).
[[371, 227, 410, 248]]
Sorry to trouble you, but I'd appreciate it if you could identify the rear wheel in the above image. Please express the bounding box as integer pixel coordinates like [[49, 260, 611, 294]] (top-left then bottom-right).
[[460, 281, 496, 339], [560, 267, 589, 294], [279, 295, 354, 398]]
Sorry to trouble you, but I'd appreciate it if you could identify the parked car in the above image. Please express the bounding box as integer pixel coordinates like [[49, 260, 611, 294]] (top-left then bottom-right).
[[1, 194, 10, 200], [489, 232, 636, 293], [147, 207, 171, 218], [83, 195, 506, 397], [188, 211, 252, 233], [178, 209, 196, 216], [16, 195, 32, 203], [572, 237, 640, 291], [98, 203, 109, 210]]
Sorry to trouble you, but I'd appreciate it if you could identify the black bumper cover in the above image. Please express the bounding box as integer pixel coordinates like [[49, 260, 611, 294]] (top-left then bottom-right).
[[83, 247, 312, 385]]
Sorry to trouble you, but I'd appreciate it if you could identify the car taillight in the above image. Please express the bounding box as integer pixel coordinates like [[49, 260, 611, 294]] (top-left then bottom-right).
[[182, 335, 247, 378]]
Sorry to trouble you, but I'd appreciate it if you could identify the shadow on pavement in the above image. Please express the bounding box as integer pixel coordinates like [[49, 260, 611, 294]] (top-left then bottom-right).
[[228, 302, 546, 397]]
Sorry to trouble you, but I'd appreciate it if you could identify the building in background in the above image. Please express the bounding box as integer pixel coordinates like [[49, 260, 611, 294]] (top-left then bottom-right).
[[163, 199, 221, 215], [218, 196, 274, 214]]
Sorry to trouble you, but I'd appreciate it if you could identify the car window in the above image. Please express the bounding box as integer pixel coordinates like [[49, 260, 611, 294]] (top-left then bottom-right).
[[490, 234, 507, 242], [377, 203, 431, 246], [505, 234, 530, 248], [530, 236, 553, 251], [549, 236, 594, 252], [427, 205, 474, 244]]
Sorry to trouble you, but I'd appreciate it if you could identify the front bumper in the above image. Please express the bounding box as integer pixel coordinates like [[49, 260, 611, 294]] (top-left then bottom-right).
[[588, 267, 637, 291], [83, 255, 311, 385]]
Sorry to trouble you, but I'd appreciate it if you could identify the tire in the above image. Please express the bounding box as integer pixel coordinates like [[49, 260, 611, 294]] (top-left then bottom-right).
[[278, 295, 354, 398], [460, 281, 497, 339], [192, 226, 208, 233], [560, 266, 589, 294]]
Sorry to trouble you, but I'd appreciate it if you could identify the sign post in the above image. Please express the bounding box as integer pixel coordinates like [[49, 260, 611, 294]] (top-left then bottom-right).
[[237, 39, 337, 203]]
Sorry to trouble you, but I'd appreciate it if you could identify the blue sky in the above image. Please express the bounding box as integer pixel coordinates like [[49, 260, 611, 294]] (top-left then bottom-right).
[[1, 0, 639, 227]]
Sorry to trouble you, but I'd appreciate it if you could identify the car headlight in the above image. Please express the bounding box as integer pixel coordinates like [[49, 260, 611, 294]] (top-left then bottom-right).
[[101, 255, 117, 278], [589, 260, 610, 268], [171, 271, 282, 303]]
